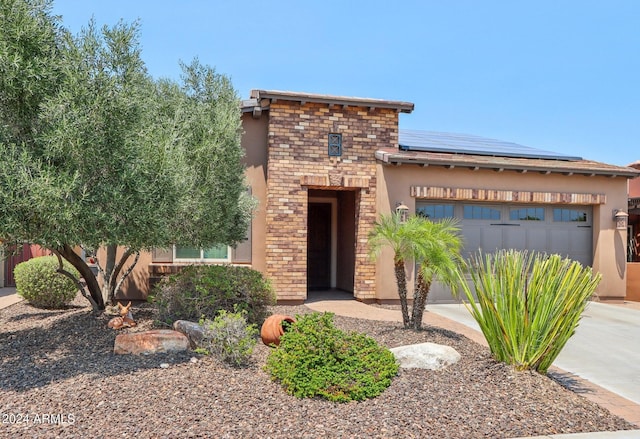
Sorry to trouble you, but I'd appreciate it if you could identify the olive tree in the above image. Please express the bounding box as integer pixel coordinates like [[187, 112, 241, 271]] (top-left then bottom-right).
[[0, 0, 252, 310]]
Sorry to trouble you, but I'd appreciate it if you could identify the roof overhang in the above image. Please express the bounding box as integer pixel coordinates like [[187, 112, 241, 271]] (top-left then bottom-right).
[[247, 89, 414, 113], [375, 149, 640, 178]]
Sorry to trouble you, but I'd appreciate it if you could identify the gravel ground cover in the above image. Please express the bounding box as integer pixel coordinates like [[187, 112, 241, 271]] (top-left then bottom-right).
[[0, 295, 635, 438]]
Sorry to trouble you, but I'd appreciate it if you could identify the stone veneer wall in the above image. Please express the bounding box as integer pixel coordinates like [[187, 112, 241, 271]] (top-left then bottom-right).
[[265, 101, 399, 302]]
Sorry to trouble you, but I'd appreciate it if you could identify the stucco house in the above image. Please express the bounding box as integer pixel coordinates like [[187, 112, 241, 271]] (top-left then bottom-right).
[[60, 90, 640, 303]]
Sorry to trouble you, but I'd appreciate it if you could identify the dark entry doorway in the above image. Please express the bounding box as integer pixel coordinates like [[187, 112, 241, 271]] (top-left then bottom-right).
[[307, 203, 332, 290]]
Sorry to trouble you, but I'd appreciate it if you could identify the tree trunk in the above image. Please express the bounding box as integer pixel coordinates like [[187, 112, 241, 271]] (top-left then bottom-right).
[[394, 260, 411, 328], [411, 270, 431, 330], [56, 244, 105, 310], [51, 250, 99, 311], [107, 248, 137, 305], [101, 245, 117, 305]]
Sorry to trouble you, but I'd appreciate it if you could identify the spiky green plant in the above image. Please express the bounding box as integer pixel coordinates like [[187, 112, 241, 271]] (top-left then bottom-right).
[[458, 249, 601, 373]]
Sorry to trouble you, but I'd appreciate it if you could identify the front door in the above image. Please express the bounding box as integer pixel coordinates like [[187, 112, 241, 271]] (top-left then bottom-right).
[[307, 203, 332, 290]]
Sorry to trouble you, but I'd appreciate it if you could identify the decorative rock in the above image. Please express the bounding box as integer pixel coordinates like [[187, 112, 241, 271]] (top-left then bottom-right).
[[114, 330, 189, 355], [160, 363, 170, 369], [173, 320, 205, 349], [390, 342, 461, 370]]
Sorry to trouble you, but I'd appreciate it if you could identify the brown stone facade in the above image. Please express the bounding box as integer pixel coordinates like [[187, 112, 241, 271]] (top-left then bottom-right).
[[264, 100, 400, 301]]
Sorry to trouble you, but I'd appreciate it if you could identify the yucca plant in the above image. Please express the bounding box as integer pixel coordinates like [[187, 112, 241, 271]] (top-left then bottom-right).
[[458, 249, 601, 373]]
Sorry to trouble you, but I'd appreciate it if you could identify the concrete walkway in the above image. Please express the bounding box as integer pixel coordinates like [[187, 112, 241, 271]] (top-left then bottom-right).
[[0, 287, 19, 308]]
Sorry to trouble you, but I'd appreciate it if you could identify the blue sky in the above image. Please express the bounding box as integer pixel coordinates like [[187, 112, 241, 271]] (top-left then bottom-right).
[[52, 1, 639, 166]]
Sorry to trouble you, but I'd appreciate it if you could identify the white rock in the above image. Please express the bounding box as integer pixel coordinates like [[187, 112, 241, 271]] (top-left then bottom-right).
[[390, 342, 461, 370], [160, 363, 170, 369]]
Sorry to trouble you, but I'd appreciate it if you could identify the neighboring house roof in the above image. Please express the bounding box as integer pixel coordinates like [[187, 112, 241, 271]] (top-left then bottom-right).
[[242, 89, 415, 113], [376, 129, 639, 178], [629, 197, 640, 215]]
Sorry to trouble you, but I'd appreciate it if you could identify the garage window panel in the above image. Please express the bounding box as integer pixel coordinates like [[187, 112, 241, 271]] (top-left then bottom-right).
[[553, 208, 588, 222], [416, 204, 454, 220], [510, 207, 545, 221], [464, 205, 500, 220]]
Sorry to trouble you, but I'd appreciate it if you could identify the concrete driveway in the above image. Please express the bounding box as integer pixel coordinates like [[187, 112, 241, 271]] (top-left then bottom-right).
[[427, 301, 640, 405]]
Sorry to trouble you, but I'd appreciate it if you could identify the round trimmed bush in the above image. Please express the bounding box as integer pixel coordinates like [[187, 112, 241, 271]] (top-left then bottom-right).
[[152, 264, 275, 325], [14, 256, 79, 309], [264, 312, 399, 402]]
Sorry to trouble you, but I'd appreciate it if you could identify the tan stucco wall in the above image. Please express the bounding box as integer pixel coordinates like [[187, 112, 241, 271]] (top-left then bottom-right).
[[241, 112, 269, 274], [95, 246, 152, 301], [375, 164, 630, 301]]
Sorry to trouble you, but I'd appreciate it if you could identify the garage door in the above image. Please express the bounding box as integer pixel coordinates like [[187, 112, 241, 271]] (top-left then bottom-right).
[[416, 202, 593, 303]]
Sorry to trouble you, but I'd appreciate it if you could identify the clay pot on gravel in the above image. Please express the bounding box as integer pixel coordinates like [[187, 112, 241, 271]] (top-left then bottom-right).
[[260, 314, 296, 347]]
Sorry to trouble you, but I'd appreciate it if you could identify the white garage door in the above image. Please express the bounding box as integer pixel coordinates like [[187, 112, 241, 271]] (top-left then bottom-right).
[[416, 202, 593, 303]]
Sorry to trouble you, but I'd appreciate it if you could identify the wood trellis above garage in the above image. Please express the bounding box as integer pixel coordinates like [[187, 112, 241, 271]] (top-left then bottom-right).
[[410, 186, 606, 205]]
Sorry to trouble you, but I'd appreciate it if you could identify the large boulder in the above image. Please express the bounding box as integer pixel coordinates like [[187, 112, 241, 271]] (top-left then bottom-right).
[[173, 320, 205, 349], [390, 342, 461, 370], [114, 329, 189, 355]]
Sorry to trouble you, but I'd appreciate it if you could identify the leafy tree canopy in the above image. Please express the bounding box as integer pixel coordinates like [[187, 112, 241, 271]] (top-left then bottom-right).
[[0, 0, 252, 309]]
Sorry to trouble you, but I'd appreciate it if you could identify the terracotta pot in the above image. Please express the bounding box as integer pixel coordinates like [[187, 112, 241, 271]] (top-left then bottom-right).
[[260, 314, 296, 347]]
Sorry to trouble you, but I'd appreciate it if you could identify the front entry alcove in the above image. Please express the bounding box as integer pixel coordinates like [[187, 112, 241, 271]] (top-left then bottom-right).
[[306, 189, 357, 300]]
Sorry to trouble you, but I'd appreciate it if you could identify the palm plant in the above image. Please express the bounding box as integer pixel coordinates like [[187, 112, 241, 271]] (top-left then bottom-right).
[[368, 213, 464, 330], [411, 218, 464, 329]]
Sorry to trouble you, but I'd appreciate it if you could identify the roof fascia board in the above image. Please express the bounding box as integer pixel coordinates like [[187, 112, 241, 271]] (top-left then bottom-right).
[[376, 153, 640, 178], [251, 89, 414, 113]]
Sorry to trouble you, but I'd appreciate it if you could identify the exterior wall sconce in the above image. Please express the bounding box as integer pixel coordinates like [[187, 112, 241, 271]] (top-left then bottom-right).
[[613, 209, 629, 230], [396, 201, 409, 223]]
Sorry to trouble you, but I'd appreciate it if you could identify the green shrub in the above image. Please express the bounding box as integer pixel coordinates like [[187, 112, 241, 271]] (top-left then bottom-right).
[[265, 312, 399, 402], [14, 256, 79, 309], [458, 249, 601, 373], [152, 264, 275, 325], [197, 309, 258, 367]]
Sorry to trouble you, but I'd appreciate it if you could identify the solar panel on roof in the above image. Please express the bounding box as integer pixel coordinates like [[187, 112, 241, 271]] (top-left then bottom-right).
[[398, 129, 582, 161]]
